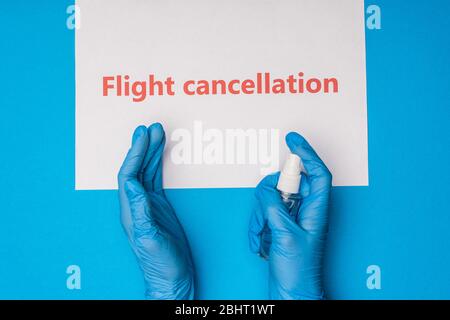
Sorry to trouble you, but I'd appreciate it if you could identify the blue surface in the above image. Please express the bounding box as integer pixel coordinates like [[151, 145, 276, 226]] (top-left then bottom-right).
[[0, 0, 449, 299]]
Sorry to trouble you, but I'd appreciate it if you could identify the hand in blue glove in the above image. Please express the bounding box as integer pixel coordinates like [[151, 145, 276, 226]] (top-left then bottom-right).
[[118, 123, 194, 300], [249, 132, 332, 300]]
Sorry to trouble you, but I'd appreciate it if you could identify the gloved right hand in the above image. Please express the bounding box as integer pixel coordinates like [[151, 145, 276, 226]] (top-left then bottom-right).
[[118, 123, 195, 300], [249, 132, 332, 300]]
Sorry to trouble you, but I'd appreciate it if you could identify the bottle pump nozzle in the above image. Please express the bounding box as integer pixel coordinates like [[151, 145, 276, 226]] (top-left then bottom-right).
[[277, 154, 302, 194]]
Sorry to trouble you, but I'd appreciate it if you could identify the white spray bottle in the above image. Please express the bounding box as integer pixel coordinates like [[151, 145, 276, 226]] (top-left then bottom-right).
[[259, 154, 303, 259]]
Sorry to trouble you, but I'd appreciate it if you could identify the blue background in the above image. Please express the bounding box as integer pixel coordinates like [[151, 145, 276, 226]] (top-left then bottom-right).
[[1, 1, 449, 299]]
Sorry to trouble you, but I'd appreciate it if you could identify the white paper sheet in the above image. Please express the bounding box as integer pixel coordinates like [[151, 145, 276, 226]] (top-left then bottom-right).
[[75, 0, 368, 190]]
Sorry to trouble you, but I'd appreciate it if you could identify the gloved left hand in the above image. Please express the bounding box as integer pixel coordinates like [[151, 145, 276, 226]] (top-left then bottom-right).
[[118, 123, 195, 300]]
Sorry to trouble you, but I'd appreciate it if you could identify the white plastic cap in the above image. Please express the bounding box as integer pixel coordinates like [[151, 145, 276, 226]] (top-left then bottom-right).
[[277, 154, 302, 194]]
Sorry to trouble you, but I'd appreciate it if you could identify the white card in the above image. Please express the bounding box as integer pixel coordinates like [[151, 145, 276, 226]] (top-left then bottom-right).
[[75, 0, 368, 190]]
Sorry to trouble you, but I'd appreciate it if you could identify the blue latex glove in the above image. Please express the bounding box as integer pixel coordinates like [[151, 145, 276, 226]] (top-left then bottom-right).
[[249, 132, 332, 300], [118, 123, 194, 300]]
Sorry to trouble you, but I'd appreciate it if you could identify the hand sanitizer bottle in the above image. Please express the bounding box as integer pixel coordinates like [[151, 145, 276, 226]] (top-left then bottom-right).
[[259, 154, 302, 259]]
